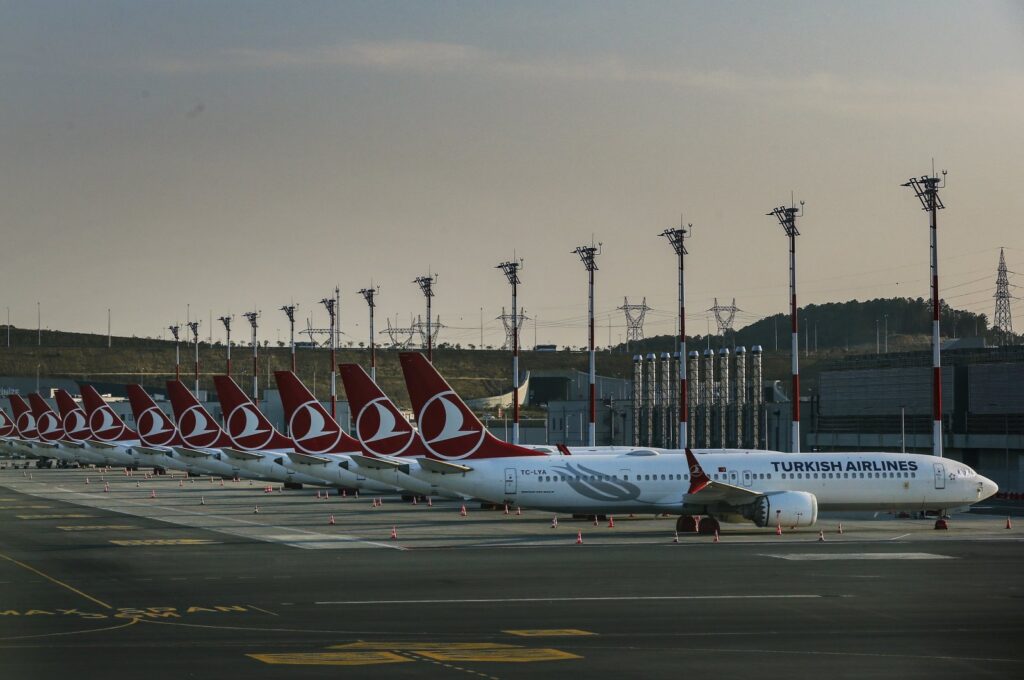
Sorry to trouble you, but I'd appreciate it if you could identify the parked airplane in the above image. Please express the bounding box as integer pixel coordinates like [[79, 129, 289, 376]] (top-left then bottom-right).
[[78, 385, 151, 469], [217, 374, 396, 493], [52, 390, 111, 466], [26, 393, 80, 466], [167, 378, 324, 488], [398, 352, 998, 532], [3, 397, 39, 458]]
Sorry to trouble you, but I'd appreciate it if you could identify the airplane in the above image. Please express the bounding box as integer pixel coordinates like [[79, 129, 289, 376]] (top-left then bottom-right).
[[76, 384, 157, 470], [273, 369, 423, 495], [4, 396, 41, 458], [215, 374, 396, 493], [51, 389, 115, 467], [337, 363, 466, 498], [0, 409, 17, 452], [27, 393, 82, 467], [398, 351, 999, 532], [167, 378, 325, 488], [124, 384, 241, 477]]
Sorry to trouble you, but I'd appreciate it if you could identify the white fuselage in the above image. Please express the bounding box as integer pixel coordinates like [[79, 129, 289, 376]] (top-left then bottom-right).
[[411, 449, 997, 518]]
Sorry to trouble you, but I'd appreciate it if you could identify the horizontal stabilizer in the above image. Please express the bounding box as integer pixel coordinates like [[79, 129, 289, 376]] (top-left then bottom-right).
[[418, 457, 472, 474], [172, 446, 212, 459], [285, 451, 331, 466], [350, 453, 401, 470], [31, 441, 58, 450], [221, 447, 265, 461], [87, 441, 119, 450], [58, 440, 85, 449], [132, 446, 168, 457]]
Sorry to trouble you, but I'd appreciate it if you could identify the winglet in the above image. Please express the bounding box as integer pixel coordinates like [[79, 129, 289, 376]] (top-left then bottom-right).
[[556, 444, 571, 456], [685, 448, 711, 495]]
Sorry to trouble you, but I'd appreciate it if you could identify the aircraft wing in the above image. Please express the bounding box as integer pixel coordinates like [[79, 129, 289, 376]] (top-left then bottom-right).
[[220, 447, 265, 461], [684, 448, 761, 505], [86, 441, 119, 449], [418, 457, 473, 474], [172, 446, 213, 459], [285, 451, 332, 466], [350, 454, 401, 470], [133, 446, 168, 457]]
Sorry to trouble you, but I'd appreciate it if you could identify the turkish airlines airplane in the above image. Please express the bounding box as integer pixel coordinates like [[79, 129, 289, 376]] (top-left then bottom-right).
[[26, 394, 82, 466], [337, 363, 465, 498], [3, 397, 40, 458], [216, 374, 396, 493], [398, 352, 998, 532], [0, 408, 18, 452], [77, 385, 153, 469], [51, 390, 113, 467], [166, 378, 324, 488]]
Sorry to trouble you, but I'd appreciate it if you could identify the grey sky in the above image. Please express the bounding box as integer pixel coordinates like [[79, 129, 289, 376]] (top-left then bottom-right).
[[2, 1, 1022, 348]]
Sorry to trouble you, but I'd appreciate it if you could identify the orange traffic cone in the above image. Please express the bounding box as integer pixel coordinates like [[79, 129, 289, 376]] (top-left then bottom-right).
[[776, 524, 783, 536], [370, 498, 376, 508], [1007, 517, 1013, 530], [673, 531, 679, 544], [575, 531, 583, 545], [376, 497, 382, 506], [516, 507, 522, 516], [504, 504, 509, 515], [592, 516, 598, 527], [818, 530, 825, 542], [316, 490, 322, 499], [219, 479, 224, 487], [200, 496, 205, 505], [608, 516, 615, 528], [103, 483, 109, 493], [390, 526, 398, 540], [551, 516, 559, 528], [323, 489, 330, 498], [427, 496, 433, 507], [713, 530, 720, 543], [264, 486, 272, 493], [253, 505, 259, 514], [460, 504, 467, 517], [150, 489, 156, 499], [838, 523, 844, 535], [86, 477, 90, 485], [329, 514, 336, 525], [412, 497, 418, 505], [179, 479, 183, 488], [342, 489, 347, 497], [136, 481, 141, 488]]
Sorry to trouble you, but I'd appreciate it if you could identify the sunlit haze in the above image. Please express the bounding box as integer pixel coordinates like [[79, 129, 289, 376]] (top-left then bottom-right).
[[2, 1, 1022, 348]]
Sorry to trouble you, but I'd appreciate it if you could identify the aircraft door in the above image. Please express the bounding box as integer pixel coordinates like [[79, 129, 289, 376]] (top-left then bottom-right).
[[741, 470, 753, 488], [933, 463, 946, 490], [504, 467, 517, 495]]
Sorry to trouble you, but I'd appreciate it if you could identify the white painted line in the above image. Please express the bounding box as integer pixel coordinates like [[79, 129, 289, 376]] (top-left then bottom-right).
[[889, 533, 912, 540], [315, 594, 826, 606], [763, 552, 953, 561]]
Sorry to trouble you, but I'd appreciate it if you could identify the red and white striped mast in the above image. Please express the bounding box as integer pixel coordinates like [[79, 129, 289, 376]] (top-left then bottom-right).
[[359, 285, 380, 383], [414, 274, 437, 362], [320, 289, 339, 418], [769, 199, 804, 453], [218, 315, 233, 377], [661, 221, 691, 449], [186, 320, 201, 396], [168, 324, 181, 380], [497, 257, 524, 444], [279, 304, 298, 372], [903, 169, 947, 457], [574, 242, 601, 447]]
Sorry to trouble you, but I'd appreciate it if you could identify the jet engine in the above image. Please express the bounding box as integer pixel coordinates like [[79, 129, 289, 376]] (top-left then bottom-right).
[[746, 491, 818, 527]]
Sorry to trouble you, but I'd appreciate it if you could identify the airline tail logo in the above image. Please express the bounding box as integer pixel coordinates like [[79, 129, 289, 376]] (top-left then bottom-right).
[[418, 391, 485, 460], [89, 407, 128, 442], [288, 402, 342, 454], [356, 398, 415, 457], [177, 406, 219, 448], [63, 411, 90, 441], [690, 462, 704, 477], [37, 412, 63, 442], [0, 411, 14, 437], [16, 412, 38, 438], [226, 403, 273, 450], [137, 407, 176, 446]]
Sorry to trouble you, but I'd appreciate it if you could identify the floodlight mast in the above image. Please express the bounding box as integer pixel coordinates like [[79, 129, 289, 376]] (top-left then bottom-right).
[[661, 221, 692, 448], [168, 325, 181, 380], [497, 258, 524, 444], [902, 169, 947, 457], [574, 243, 601, 447], [414, 274, 438, 361], [320, 290, 339, 418], [218, 315, 234, 376], [243, 311, 260, 404], [186, 321, 201, 396], [359, 286, 380, 383], [768, 200, 804, 453], [280, 304, 298, 372]]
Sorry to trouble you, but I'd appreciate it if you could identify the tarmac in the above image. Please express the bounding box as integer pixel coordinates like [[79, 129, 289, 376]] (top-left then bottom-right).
[[1, 465, 1022, 679]]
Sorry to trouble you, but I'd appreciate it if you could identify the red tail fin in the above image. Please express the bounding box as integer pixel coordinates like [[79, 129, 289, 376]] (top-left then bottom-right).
[[339, 363, 425, 458], [126, 385, 181, 447], [8, 395, 38, 438], [27, 394, 63, 442], [53, 390, 91, 442], [166, 380, 231, 449], [79, 384, 136, 443], [0, 408, 14, 437], [212, 375, 293, 451], [685, 448, 710, 495], [398, 353, 544, 460], [273, 370, 359, 454]]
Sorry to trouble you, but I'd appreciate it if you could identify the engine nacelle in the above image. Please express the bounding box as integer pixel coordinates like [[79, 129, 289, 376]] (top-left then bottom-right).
[[748, 491, 818, 528]]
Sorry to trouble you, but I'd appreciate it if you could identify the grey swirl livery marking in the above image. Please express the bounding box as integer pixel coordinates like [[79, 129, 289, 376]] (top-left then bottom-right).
[[550, 462, 642, 502]]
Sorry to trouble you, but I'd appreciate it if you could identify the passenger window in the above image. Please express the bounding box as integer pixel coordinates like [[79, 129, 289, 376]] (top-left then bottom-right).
[[911, 472, 916, 478], [813, 473, 818, 479], [684, 474, 689, 481], [767, 474, 772, 480], [660, 474, 666, 481]]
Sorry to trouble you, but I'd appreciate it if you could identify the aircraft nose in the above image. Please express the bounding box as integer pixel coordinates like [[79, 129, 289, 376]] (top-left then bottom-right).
[[980, 476, 998, 500]]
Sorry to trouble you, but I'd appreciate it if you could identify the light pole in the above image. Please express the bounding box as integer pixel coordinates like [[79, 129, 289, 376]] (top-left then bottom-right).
[[187, 321, 201, 395], [769, 199, 804, 453], [280, 304, 298, 372], [320, 290, 338, 418], [414, 274, 437, 361], [573, 242, 601, 447], [243, 311, 260, 404], [497, 258, 524, 444], [903, 169, 947, 457], [359, 286, 379, 382], [169, 325, 181, 379], [661, 222, 691, 448], [218, 315, 234, 376]]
